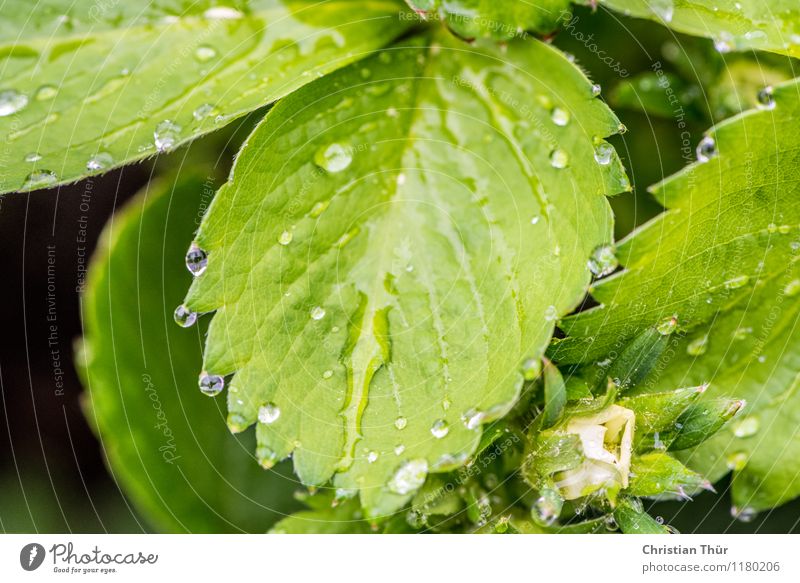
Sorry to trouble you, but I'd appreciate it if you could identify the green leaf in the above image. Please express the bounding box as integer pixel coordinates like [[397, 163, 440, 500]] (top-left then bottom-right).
[[590, 0, 800, 58], [405, 0, 572, 38], [0, 0, 411, 194], [78, 169, 301, 532], [627, 452, 708, 498], [542, 359, 567, 428], [551, 78, 800, 512], [614, 498, 669, 534], [184, 31, 627, 517], [269, 498, 373, 533]]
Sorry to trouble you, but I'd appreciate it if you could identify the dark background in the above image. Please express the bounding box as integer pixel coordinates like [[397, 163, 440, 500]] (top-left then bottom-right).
[[1, 6, 799, 533]]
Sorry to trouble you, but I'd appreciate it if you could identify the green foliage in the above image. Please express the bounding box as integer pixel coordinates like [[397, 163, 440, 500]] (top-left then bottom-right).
[[78, 169, 301, 532], [0, 0, 410, 193], [553, 79, 800, 513], [182, 29, 627, 517]]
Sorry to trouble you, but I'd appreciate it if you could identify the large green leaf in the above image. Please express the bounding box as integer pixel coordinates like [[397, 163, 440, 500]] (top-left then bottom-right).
[[551, 79, 800, 513], [0, 0, 410, 194], [78, 169, 301, 533], [590, 0, 800, 57], [404, 0, 571, 38], [183, 31, 628, 517]]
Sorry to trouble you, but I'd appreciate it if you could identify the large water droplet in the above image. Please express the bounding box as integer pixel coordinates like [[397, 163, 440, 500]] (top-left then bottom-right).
[[531, 489, 562, 527], [154, 120, 181, 153], [430, 419, 449, 439], [757, 86, 775, 110], [733, 416, 759, 438], [310, 306, 326, 320], [173, 304, 197, 328], [549, 149, 569, 169], [199, 373, 224, 396], [258, 402, 281, 424], [256, 445, 278, 469], [388, 459, 428, 494], [593, 141, 614, 166], [551, 107, 570, 127], [22, 170, 57, 190], [185, 244, 208, 276], [278, 230, 293, 246], [86, 151, 114, 171], [591, 83, 602, 97], [0, 89, 28, 116], [462, 408, 485, 430], [314, 143, 352, 173], [696, 136, 717, 162], [587, 244, 618, 277]]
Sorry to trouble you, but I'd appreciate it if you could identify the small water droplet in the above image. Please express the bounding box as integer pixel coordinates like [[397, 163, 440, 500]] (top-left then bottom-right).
[[322, 369, 333, 379], [204, 6, 244, 19], [462, 408, 485, 430], [686, 335, 708, 356], [696, 136, 717, 162], [591, 83, 602, 97], [784, 279, 800, 297], [394, 444, 405, 455], [35, 85, 58, 101], [0, 89, 28, 116], [549, 149, 569, 169], [521, 358, 541, 381], [310, 306, 326, 320], [394, 416, 408, 430], [22, 170, 57, 190], [731, 505, 757, 523], [193, 103, 216, 121], [604, 514, 619, 531], [314, 143, 352, 173], [544, 305, 558, 321], [726, 451, 748, 471], [199, 373, 224, 396], [278, 230, 293, 246], [86, 151, 114, 171], [656, 314, 678, 335], [24, 152, 42, 163], [367, 451, 379, 463], [530, 216, 540, 225], [757, 85, 775, 110], [388, 459, 428, 494], [154, 120, 181, 153], [551, 107, 570, 126], [194, 44, 217, 62], [173, 304, 197, 328], [724, 274, 749, 290], [185, 244, 208, 276], [587, 244, 618, 277], [593, 141, 614, 166], [258, 402, 281, 424], [733, 416, 759, 438], [430, 419, 449, 439]]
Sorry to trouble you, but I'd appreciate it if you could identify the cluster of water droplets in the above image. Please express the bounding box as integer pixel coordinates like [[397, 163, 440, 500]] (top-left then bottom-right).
[[587, 244, 618, 278]]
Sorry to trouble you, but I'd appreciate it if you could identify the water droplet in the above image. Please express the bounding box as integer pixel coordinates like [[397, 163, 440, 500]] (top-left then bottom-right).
[[686, 335, 708, 356], [154, 120, 181, 153], [185, 244, 208, 276], [656, 315, 678, 335], [587, 244, 618, 277], [173, 305, 197, 328], [35, 85, 58, 101], [310, 306, 326, 320], [531, 489, 562, 527], [367, 451, 379, 463], [604, 514, 619, 531], [388, 459, 428, 494], [22, 170, 57, 190], [258, 402, 281, 424], [193, 103, 216, 121], [726, 451, 748, 471], [430, 419, 449, 439], [784, 279, 800, 297], [24, 152, 41, 163], [0, 89, 28, 116], [549, 149, 569, 169], [757, 86, 775, 110], [194, 45, 217, 62], [394, 416, 408, 430], [733, 326, 752, 341], [314, 143, 352, 173], [530, 216, 540, 225], [442, 396, 451, 410], [199, 373, 224, 396], [651, 0, 674, 22], [731, 505, 757, 523], [322, 369, 333, 379], [86, 151, 114, 171], [696, 136, 717, 162], [724, 275, 749, 289], [733, 416, 759, 438], [278, 230, 293, 246], [591, 83, 602, 97], [462, 408, 485, 430], [551, 107, 570, 126], [544, 305, 558, 321], [521, 358, 541, 381], [394, 444, 405, 455], [655, 515, 665, 524], [204, 6, 244, 19], [256, 446, 278, 469], [593, 141, 614, 166]]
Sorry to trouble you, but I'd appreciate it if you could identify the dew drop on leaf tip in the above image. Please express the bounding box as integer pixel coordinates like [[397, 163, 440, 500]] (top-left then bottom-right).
[[198, 373, 224, 396], [173, 304, 197, 328], [757, 86, 776, 110]]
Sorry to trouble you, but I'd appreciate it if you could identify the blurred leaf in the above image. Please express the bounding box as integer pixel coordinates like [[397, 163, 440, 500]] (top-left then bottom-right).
[[183, 31, 628, 518], [0, 0, 410, 193], [611, 71, 704, 121], [79, 169, 301, 533], [551, 78, 800, 512]]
